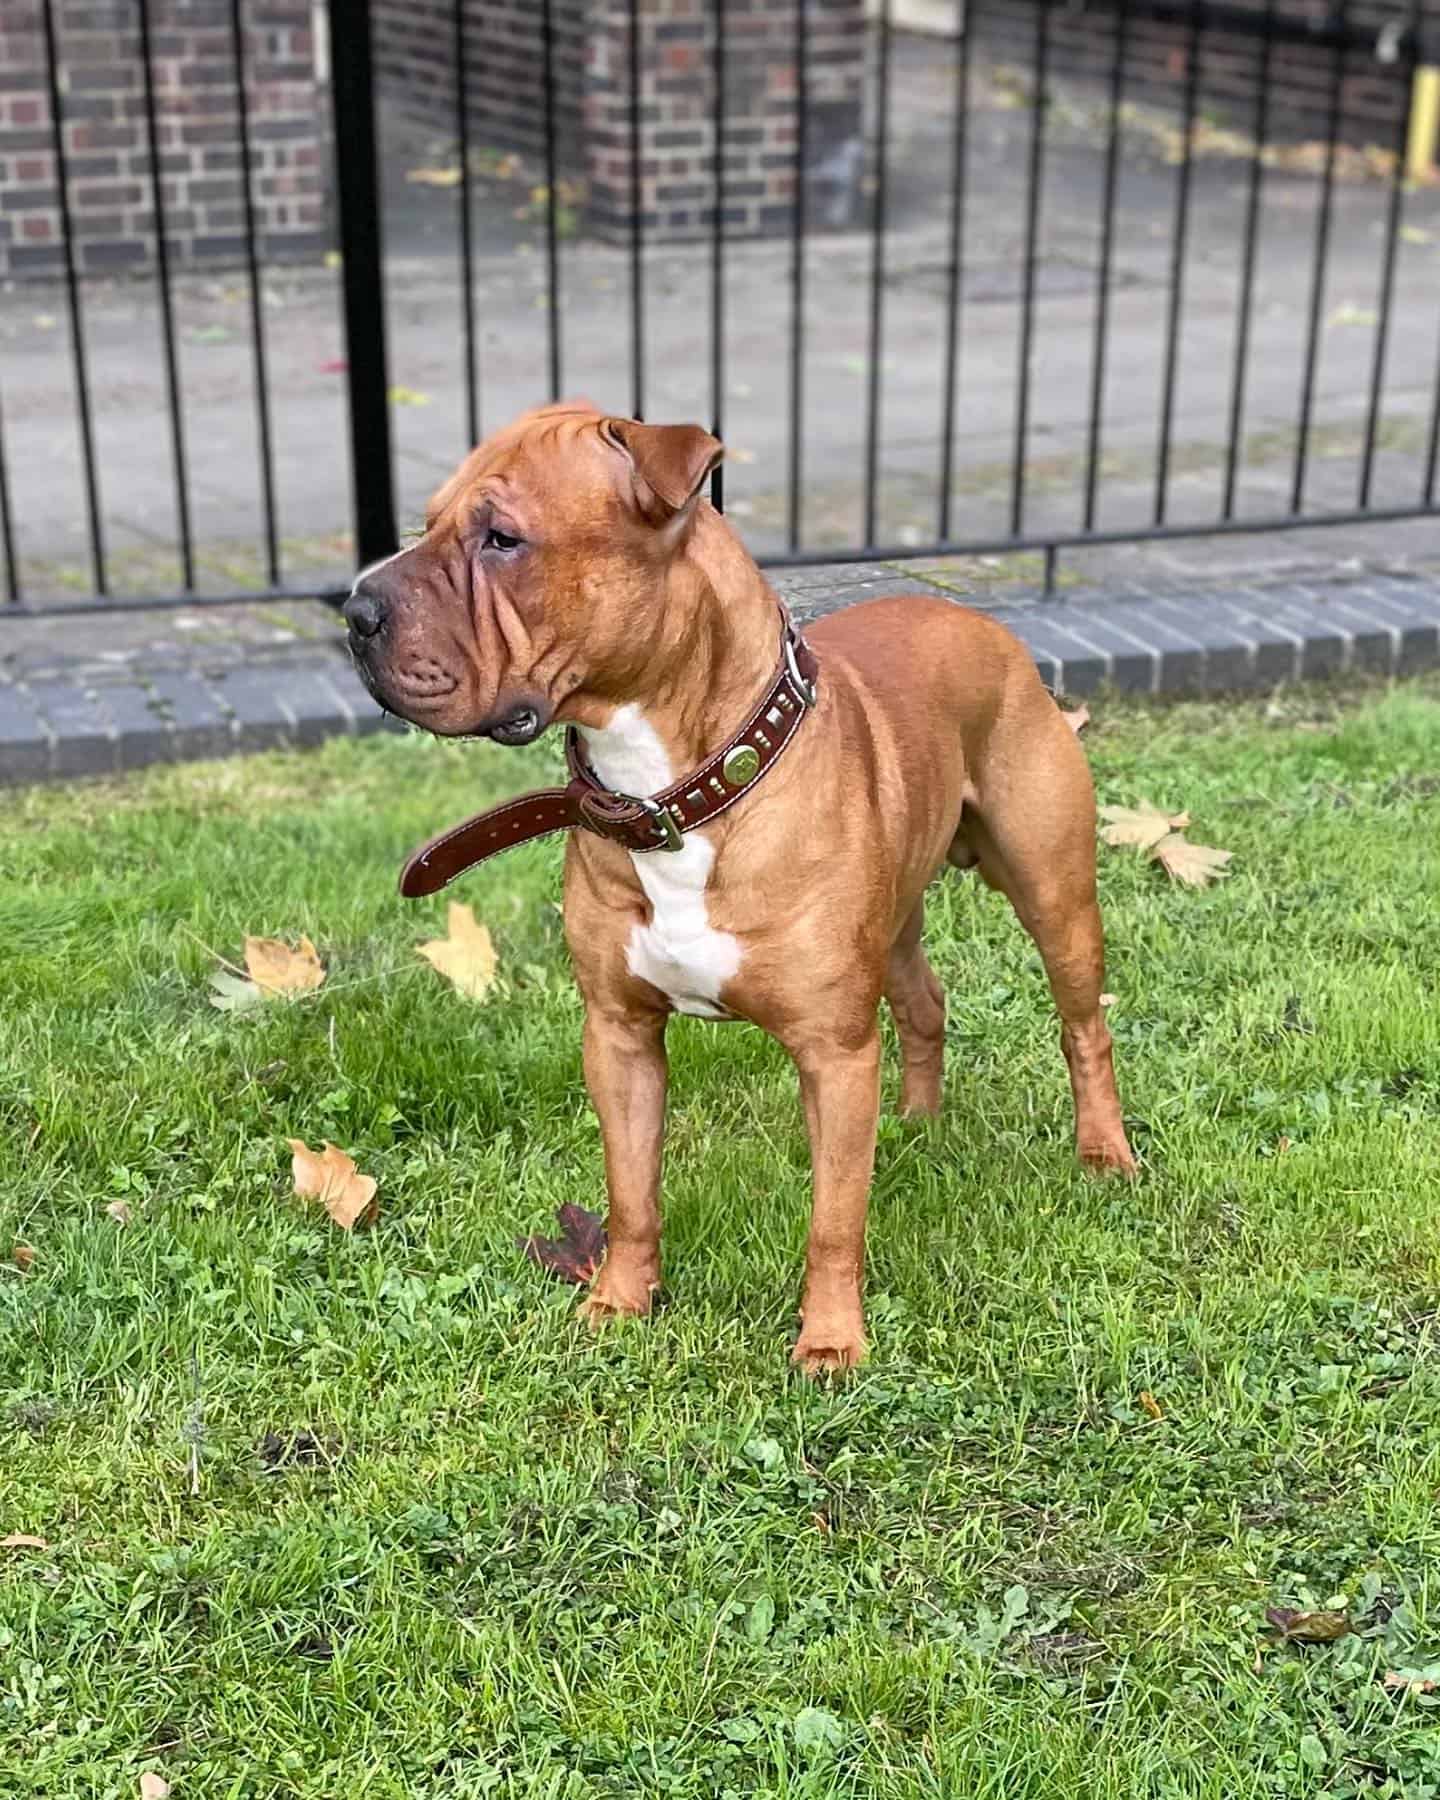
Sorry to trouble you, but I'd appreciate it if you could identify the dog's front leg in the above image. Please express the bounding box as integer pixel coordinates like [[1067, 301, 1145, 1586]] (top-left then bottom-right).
[[787, 1027, 882, 1375], [576, 1006, 668, 1325]]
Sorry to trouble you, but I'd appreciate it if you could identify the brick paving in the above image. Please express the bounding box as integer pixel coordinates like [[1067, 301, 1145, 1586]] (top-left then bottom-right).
[[2, 561, 1437, 786]]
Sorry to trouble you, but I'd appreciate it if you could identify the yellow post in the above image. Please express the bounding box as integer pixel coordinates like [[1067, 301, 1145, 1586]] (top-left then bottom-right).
[[1408, 65, 1440, 182]]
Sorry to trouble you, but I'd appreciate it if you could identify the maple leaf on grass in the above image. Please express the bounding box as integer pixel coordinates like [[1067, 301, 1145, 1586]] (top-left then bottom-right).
[[288, 1139, 378, 1231], [519, 1204, 607, 1285], [417, 902, 498, 1002], [1150, 833, 1233, 889], [1099, 801, 1190, 851], [245, 934, 325, 998]]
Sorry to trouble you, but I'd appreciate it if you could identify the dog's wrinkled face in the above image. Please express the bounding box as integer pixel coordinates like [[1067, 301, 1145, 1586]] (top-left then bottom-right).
[[344, 401, 723, 743]]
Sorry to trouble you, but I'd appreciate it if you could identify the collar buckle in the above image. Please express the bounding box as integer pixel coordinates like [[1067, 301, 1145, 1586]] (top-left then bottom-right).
[[635, 794, 685, 853], [783, 626, 817, 709]]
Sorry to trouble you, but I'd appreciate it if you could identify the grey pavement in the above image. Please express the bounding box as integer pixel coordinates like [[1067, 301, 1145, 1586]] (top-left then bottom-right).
[[3, 560, 1437, 785]]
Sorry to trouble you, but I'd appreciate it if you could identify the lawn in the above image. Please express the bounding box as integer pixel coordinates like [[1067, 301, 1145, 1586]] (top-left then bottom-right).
[[3, 677, 1440, 1799]]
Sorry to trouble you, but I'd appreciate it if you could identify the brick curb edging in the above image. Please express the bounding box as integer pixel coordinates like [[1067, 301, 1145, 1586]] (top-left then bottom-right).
[[2, 570, 1438, 784]]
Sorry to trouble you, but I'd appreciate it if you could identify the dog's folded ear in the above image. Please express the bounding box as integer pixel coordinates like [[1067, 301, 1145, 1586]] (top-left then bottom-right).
[[601, 418, 724, 517]]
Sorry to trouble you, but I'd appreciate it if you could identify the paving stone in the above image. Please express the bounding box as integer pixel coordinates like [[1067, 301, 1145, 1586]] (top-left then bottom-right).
[[208, 667, 300, 751], [99, 682, 173, 769], [146, 670, 235, 759], [0, 683, 53, 783], [23, 680, 116, 777], [258, 662, 356, 748]]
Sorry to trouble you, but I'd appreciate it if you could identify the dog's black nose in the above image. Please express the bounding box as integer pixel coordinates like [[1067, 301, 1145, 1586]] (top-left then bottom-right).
[[344, 587, 387, 641]]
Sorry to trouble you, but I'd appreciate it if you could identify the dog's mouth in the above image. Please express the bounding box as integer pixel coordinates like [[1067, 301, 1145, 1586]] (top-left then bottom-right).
[[482, 702, 547, 747]]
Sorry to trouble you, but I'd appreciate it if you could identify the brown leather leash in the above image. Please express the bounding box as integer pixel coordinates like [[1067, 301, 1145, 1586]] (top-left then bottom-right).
[[399, 613, 820, 898]]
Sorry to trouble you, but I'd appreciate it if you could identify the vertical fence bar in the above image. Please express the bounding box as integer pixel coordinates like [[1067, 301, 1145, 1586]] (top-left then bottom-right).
[[541, 0, 563, 401], [710, 0, 726, 512], [1083, 0, 1128, 533], [136, 0, 194, 590], [1427, 312, 1440, 504], [1359, 0, 1419, 509], [628, 0, 646, 421], [328, 0, 397, 566], [1154, 0, 1203, 527], [786, 0, 808, 548], [937, 0, 971, 542], [230, 0, 280, 585], [454, 0, 479, 448], [0, 388, 18, 604], [863, 0, 892, 547], [1221, 0, 1275, 520], [1291, 2, 1347, 514], [1010, 0, 1050, 539], [40, 0, 106, 594]]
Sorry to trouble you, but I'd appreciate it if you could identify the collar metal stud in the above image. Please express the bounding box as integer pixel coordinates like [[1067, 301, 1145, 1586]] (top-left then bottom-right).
[[722, 743, 761, 786]]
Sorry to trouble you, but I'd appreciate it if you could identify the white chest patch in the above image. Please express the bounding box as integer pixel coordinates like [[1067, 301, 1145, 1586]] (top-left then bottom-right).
[[577, 705, 742, 1019]]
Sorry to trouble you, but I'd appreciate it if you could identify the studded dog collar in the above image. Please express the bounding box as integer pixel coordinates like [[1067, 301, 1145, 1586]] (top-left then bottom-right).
[[398, 612, 820, 898]]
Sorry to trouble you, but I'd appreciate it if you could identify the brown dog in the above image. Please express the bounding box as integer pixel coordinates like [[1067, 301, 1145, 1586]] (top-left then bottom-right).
[[345, 401, 1135, 1373]]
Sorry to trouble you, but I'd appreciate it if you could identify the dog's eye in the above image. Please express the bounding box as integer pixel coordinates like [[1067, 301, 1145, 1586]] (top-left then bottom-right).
[[483, 527, 521, 552]]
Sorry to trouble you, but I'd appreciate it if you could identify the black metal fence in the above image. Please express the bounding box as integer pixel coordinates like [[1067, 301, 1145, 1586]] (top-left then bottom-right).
[[2, 0, 1438, 617]]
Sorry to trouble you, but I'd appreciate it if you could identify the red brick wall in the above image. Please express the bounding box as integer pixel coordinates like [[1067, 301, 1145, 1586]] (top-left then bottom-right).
[[584, 0, 866, 240], [980, 1, 1440, 144], [0, 0, 326, 280], [371, 0, 867, 242], [372, 0, 588, 167]]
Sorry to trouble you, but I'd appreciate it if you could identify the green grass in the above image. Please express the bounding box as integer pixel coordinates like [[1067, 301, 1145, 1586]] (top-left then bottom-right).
[[4, 679, 1440, 1799]]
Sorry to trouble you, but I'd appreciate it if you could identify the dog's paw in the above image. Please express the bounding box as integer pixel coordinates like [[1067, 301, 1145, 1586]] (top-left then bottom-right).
[[576, 1262, 657, 1328], [792, 1321, 867, 1379], [1079, 1133, 1138, 1177]]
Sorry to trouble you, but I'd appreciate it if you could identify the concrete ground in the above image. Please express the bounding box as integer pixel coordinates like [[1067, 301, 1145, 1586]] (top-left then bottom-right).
[[1, 32, 1438, 608]]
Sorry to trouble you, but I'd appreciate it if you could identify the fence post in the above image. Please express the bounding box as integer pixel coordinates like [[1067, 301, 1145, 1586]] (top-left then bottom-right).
[[328, 0, 397, 568]]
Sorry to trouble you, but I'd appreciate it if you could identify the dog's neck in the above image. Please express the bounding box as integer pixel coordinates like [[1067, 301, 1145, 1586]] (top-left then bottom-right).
[[576, 506, 782, 795]]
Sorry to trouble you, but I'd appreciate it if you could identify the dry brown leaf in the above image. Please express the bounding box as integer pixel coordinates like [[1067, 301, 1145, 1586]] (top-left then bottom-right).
[[1100, 801, 1190, 851], [1062, 704, 1091, 734], [1266, 1606, 1350, 1643], [244, 934, 325, 998], [1383, 1670, 1439, 1694], [417, 903, 498, 1002], [139, 1775, 171, 1800], [11, 1245, 35, 1272], [1138, 1390, 1164, 1420], [0, 1533, 48, 1550], [105, 1199, 132, 1226], [1150, 833, 1233, 889], [288, 1139, 379, 1231]]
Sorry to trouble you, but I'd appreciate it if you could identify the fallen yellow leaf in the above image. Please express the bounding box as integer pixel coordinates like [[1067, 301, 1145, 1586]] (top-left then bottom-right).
[[11, 1245, 35, 1272], [0, 1533, 48, 1550], [406, 164, 462, 187], [1139, 1390, 1164, 1420], [1401, 225, 1433, 246], [139, 1775, 171, 1800], [288, 1139, 379, 1231], [105, 1199, 133, 1226], [1099, 801, 1190, 851], [1150, 834, 1233, 888], [244, 934, 325, 998], [417, 903, 498, 1002]]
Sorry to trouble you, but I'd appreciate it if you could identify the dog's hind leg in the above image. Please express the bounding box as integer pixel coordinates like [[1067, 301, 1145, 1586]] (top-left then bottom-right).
[[960, 709, 1136, 1174], [884, 898, 945, 1118]]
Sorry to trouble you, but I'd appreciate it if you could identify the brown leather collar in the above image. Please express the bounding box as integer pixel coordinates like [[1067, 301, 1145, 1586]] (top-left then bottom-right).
[[398, 614, 819, 898]]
